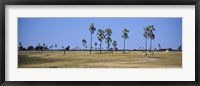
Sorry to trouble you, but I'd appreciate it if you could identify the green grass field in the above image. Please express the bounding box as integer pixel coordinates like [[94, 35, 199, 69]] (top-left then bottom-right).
[[18, 51, 182, 68]]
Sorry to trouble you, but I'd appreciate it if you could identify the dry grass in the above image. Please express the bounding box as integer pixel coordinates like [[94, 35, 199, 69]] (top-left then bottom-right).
[[18, 51, 182, 68]]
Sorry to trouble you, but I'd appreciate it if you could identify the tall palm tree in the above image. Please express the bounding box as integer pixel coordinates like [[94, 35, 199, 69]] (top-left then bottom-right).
[[96, 29, 105, 54], [122, 28, 130, 54], [143, 27, 148, 52], [105, 27, 112, 52], [82, 39, 87, 50], [112, 40, 117, 50], [89, 23, 96, 54], [147, 25, 155, 51]]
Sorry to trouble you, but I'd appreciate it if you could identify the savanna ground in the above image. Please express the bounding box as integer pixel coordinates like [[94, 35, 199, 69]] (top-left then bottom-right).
[[18, 51, 182, 68]]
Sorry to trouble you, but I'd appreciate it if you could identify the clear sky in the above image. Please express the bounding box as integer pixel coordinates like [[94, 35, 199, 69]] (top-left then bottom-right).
[[18, 18, 182, 50]]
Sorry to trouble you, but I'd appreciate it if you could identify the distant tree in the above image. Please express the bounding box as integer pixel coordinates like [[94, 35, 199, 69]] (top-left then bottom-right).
[[112, 40, 117, 50], [35, 45, 43, 51], [105, 27, 112, 52], [43, 43, 45, 47], [27, 46, 34, 50], [62, 46, 65, 54], [82, 39, 87, 50], [43, 43, 46, 50], [147, 25, 155, 51], [19, 42, 23, 51], [158, 43, 161, 50], [49, 46, 52, 50], [55, 44, 57, 50], [89, 23, 96, 54], [66, 46, 70, 50], [19, 42, 22, 46], [97, 29, 105, 54], [178, 45, 182, 51], [122, 28, 130, 54], [46, 45, 48, 50], [94, 42, 97, 50], [143, 27, 149, 52]]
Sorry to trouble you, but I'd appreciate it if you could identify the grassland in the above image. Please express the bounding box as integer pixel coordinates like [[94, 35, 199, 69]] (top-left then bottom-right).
[[18, 51, 182, 68]]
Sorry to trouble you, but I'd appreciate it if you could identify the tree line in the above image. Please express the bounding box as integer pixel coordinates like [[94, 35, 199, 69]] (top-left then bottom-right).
[[19, 23, 182, 53]]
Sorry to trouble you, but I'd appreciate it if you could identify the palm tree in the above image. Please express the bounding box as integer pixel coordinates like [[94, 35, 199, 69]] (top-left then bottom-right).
[[122, 28, 130, 54], [62, 46, 65, 54], [158, 43, 161, 50], [51, 45, 53, 50], [82, 39, 87, 51], [105, 27, 112, 52], [96, 29, 105, 54], [19, 42, 22, 47], [49, 46, 52, 50], [19, 42, 23, 51], [143, 27, 148, 52], [55, 44, 57, 50], [43, 43, 46, 51], [89, 23, 96, 54], [112, 40, 117, 50], [147, 25, 155, 51], [94, 42, 97, 50], [43, 43, 45, 47]]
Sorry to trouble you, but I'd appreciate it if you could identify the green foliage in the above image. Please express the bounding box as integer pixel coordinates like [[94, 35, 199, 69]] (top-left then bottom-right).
[[122, 28, 130, 39], [105, 27, 112, 50], [82, 39, 87, 47], [89, 23, 96, 34], [96, 29, 105, 42]]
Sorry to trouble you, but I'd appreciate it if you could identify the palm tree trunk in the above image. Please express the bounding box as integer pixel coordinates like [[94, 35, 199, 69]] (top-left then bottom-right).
[[100, 41, 102, 54], [123, 38, 125, 54], [150, 39, 152, 51], [90, 34, 92, 54], [108, 43, 109, 53], [145, 38, 147, 52]]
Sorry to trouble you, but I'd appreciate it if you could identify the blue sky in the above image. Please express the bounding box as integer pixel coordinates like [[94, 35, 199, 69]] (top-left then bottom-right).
[[18, 18, 182, 50]]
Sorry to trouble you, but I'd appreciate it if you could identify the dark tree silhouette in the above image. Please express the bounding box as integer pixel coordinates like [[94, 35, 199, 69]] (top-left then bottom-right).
[[147, 25, 155, 51], [143, 27, 148, 52], [27, 46, 34, 51], [112, 40, 117, 50], [158, 43, 161, 50], [97, 29, 105, 54], [19, 42, 24, 51], [94, 42, 97, 50], [66, 46, 70, 50], [55, 44, 57, 50], [122, 28, 130, 54], [105, 27, 112, 52], [82, 39, 87, 50], [178, 45, 182, 51], [89, 23, 96, 54]]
